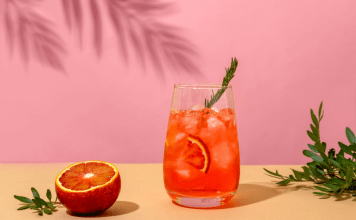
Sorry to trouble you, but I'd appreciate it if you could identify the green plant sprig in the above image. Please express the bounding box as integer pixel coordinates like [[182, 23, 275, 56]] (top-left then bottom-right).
[[264, 101, 356, 197], [205, 57, 238, 108], [14, 188, 60, 216]]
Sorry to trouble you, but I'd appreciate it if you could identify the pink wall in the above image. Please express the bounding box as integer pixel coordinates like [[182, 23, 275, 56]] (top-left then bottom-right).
[[1, 0, 356, 164]]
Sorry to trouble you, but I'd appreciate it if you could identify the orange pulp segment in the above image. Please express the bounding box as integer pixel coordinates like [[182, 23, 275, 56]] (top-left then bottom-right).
[[182, 136, 210, 173]]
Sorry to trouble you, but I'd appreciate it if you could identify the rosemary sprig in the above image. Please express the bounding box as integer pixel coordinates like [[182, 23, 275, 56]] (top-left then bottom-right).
[[14, 188, 60, 216], [205, 57, 238, 108], [264, 102, 356, 197]]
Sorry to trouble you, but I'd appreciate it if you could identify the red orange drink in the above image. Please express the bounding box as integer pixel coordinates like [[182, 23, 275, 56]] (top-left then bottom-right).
[[163, 84, 240, 208]]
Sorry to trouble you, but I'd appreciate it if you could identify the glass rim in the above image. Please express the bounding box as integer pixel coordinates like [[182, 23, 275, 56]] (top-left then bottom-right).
[[174, 83, 232, 89]]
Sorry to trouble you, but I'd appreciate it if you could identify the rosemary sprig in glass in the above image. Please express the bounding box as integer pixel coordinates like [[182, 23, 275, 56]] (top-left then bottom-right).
[[205, 57, 238, 108]]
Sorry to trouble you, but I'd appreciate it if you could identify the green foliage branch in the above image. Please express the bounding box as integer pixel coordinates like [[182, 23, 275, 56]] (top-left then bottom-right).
[[14, 188, 60, 216], [264, 102, 356, 197]]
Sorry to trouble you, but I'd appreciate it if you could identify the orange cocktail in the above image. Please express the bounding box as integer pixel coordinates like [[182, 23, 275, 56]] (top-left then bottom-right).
[[163, 84, 240, 208]]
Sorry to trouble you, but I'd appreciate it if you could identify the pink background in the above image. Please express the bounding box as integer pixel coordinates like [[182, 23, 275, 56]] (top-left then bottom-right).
[[1, 0, 356, 164]]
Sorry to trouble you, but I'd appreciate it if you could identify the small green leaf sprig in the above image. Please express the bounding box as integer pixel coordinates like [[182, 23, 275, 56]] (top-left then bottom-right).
[[264, 102, 356, 197], [205, 57, 238, 108], [14, 188, 60, 216]]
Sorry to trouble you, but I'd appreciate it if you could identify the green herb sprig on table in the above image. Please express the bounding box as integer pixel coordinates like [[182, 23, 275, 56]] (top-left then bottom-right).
[[14, 187, 60, 216], [264, 102, 356, 197], [205, 57, 238, 108]]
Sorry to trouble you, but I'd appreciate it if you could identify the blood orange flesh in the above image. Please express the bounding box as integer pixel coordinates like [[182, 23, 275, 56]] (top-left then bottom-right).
[[58, 162, 116, 191], [182, 136, 210, 173], [55, 161, 121, 215]]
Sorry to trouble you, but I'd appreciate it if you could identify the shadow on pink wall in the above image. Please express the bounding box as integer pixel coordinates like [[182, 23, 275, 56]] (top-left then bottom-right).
[[1, 0, 201, 78]]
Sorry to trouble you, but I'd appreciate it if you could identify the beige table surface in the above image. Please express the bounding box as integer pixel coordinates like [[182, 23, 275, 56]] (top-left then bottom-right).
[[1, 163, 355, 220]]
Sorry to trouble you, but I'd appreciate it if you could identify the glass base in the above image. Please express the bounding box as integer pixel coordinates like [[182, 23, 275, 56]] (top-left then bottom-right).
[[167, 190, 235, 208]]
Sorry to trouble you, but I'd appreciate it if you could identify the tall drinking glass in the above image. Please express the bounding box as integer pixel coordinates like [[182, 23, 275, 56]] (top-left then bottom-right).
[[163, 84, 240, 208]]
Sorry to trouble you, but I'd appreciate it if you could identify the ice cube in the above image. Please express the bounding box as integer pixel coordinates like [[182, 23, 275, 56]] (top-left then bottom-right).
[[190, 104, 204, 111], [177, 169, 191, 178], [211, 107, 219, 113], [175, 132, 186, 143], [178, 113, 202, 135], [198, 115, 226, 146], [206, 115, 225, 130], [211, 141, 237, 169], [170, 108, 179, 114], [218, 108, 236, 128]]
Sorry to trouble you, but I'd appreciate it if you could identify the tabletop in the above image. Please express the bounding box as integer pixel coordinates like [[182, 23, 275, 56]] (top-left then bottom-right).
[[1, 163, 355, 220]]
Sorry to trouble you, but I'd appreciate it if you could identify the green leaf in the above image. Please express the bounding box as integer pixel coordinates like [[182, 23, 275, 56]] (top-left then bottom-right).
[[277, 179, 292, 186], [346, 165, 354, 184], [310, 124, 318, 138], [29, 205, 39, 210], [314, 186, 330, 192], [291, 169, 304, 181], [315, 165, 325, 174], [37, 198, 49, 207], [322, 183, 340, 191], [308, 144, 318, 153], [311, 109, 319, 127], [321, 142, 327, 152], [319, 151, 329, 163], [303, 150, 323, 162], [329, 159, 341, 168], [329, 178, 345, 186], [308, 164, 319, 178], [46, 189, 52, 202], [38, 210, 43, 216], [44, 208, 53, 215], [302, 166, 311, 180], [309, 170, 317, 179], [346, 127, 356, 144], [14, 195, 33, 203], [349, 144, 356, 151], [320, 161, 330, 169], [263, 168, 283, 178], [338, 142, 352, 155], [32, 198, 42, 208], [336, 150, 345, 162], [318, 101, 323, 118], [328, 148, 336, 159], [17, 204, 31, 210], [313, 192, 328, 196], [46, 202, 55, 209], [307, 130, 317, 142], [31, 187, 40, 198], [289, 175, 296, 181]]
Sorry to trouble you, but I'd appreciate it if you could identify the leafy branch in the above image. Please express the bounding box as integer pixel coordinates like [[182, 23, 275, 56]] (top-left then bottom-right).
[[14, 188, 60, 216], [264, 102, 356, 197], [205, 58, 238, 108]]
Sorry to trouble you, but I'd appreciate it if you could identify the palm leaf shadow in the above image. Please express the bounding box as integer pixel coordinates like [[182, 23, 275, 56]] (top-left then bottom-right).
[[4, 4, 15, 56], [90, 0, 102, 56], [61, 0, 83, 47], [106, 0, 201, 77], [61, 0, 201, 78], [2, 0, 67, 73], [107, 0, 128, 62]]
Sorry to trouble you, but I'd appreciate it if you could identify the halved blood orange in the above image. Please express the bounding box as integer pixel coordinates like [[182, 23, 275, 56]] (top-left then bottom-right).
[[55, 161, 121, 215], [182, 135, 210, 173]]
